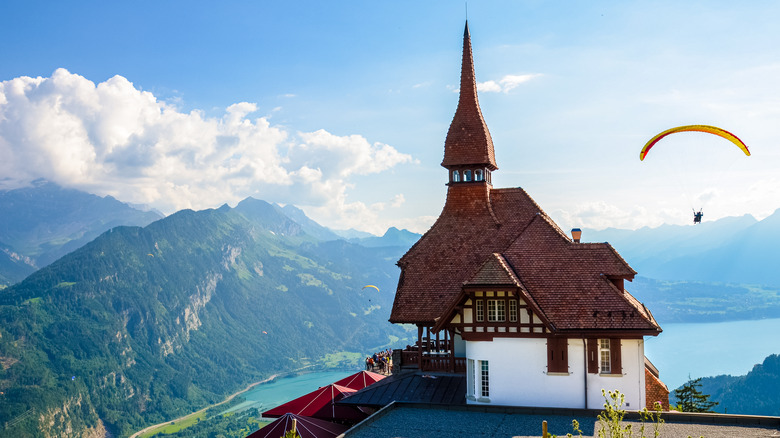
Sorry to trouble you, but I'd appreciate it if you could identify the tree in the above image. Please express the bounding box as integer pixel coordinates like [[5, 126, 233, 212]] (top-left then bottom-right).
[[674, 377, 718, 412]]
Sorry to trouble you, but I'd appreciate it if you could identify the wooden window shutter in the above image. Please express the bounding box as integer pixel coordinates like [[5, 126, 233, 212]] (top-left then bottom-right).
[[587, 338, 599, 373], [610, 338, 622, 374], [547, 337, 568, 373]]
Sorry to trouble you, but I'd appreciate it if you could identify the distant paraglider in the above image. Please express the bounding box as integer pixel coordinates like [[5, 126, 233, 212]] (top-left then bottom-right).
[[641, 125, 751, 225], [639, 125, 750, 161], [693, 209, 703, 224], [362, 285, 380, 292]]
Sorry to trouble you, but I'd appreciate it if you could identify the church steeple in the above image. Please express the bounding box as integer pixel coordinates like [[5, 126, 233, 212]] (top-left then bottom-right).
[[442, 21, 497, 185]]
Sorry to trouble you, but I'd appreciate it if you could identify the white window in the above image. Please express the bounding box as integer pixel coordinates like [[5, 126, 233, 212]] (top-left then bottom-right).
[[474, 169, 484, 181], [509, 299, 517, 322], [468, 359, 489, 401], [600, 338, 611, 374], [452, 170, 460, 182], [475, 299, 484, 322], [480, 360, 490, 397], [464, 170, 472, 181], [466, 359, 475, 399], [487, 299, 505, 322]]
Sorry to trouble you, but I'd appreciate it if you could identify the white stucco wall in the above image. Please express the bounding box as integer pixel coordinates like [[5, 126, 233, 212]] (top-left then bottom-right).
[[465, 338, 646, 410]]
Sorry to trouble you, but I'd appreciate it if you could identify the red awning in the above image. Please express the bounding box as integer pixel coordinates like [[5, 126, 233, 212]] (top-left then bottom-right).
[[246, 413, 348, 438], [332, 371, 386, 391], [262, 384, 365, 422]]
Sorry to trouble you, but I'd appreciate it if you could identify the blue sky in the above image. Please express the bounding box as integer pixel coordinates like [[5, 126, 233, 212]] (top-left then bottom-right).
[[2, 1, 779, 234]]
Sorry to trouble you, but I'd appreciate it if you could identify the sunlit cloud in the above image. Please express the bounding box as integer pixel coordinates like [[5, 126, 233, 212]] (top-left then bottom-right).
[[478, 73, 542, 94], [0, 69, 415, 232]]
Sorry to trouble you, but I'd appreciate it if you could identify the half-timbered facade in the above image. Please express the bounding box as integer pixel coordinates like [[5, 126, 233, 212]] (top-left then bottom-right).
[[389, 22, 667, 410]]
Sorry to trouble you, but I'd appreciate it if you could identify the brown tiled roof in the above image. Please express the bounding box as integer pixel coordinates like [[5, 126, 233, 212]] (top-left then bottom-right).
[[390, 185, 660, 334], [464, 253, 522, 286], [441, 22, 497, 171], [390, 22, 659, 336]]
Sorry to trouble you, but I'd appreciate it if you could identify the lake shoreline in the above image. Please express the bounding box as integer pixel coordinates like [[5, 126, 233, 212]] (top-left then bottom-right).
[[127, 366, 327, 438]]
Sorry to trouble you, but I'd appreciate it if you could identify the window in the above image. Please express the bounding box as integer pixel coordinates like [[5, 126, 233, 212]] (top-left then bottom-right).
[[474, 169, 484, 181], [547, 337, 568, 373], [598, 339, 622, 375], [600, 339, 611, 374], [480, 360, 490, 397], [487, 299, 505, 322], [468, 359, 490, 401], [509, 299, 517, 322], [452, 170, 460, 182], [467, 359, 475, 399], [475, 299, 484, 322], [464, 170, 472, 181]]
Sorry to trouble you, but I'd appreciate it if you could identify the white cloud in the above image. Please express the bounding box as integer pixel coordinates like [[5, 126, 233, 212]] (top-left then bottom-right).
[[478, 73, 541, 93], [552, 201, 678, 231], [0, 69, 414, 229]]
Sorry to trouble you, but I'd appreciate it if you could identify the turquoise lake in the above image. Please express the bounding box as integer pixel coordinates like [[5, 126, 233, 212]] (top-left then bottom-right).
[[644, 317, 780, 390], [221, 370, 354, 415]]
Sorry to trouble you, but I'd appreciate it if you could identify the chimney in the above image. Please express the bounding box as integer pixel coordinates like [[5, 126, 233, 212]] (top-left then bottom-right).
[[571, 228, 582, 243]]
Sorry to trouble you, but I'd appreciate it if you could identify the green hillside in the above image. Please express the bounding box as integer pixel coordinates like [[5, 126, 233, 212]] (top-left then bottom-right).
[[0, 198, 410, 437], [678, 354, 780, 416]]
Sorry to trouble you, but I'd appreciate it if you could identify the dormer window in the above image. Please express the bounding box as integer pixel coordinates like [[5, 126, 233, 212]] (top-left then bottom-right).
[[464, 170, 472, 181], [487, 299, 505, 322], [474, 169, 484, 181], [452, 170, 460, 182], [475, 299, 484, 322]]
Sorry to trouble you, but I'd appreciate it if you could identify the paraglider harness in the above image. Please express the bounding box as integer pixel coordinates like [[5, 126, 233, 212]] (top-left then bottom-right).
[[693, 209, 703, 224]]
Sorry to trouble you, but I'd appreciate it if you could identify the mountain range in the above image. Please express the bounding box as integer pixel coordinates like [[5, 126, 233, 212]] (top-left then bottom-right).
[[0, 180, 163, 286], [582, 209, 780, 287], [0, 194, 413, 437]]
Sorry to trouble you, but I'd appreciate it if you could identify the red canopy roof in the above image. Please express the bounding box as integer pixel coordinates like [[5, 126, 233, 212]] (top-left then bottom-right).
[[332, 371, 386, 391], [262, 384, 365, 422], [246, 413, 347, 438]]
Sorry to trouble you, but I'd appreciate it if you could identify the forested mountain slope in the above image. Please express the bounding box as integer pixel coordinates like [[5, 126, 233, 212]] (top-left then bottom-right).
[[0, 198, 410, 437], [677, 354, 780, 416]]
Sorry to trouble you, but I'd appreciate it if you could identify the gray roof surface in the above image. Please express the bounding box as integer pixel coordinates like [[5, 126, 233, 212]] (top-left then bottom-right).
[[342, 403, 780, 438], [338, 372, 466, 408]]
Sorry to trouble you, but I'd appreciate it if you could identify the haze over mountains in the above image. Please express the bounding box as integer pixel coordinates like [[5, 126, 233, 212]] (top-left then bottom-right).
[[583, 210, 780, 287], [0, 180, 163, 285]]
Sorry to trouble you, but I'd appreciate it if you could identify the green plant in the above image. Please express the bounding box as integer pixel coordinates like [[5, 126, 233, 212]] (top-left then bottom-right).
[[551, 390, 666, 438], [674, 377, 718, 413]]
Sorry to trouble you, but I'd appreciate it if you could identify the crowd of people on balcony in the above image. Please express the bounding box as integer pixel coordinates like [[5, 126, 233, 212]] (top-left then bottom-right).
[[365, 349, 392, 374]]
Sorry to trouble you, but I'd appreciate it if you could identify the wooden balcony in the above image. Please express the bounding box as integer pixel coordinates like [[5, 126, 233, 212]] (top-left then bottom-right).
[[398, 349, 466, 373]]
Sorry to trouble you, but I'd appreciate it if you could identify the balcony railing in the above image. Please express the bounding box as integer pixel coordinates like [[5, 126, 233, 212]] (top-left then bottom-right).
[[399, 349, 466, 373]]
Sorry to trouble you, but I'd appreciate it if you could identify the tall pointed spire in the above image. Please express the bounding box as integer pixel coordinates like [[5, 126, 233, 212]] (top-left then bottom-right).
[[442, 21, 497, 172]]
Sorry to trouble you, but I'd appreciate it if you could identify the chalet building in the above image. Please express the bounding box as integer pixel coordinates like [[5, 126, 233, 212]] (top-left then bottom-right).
[[389, 22, 668, 410]]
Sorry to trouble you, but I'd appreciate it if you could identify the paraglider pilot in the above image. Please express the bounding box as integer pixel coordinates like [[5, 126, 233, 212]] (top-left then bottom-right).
[[693, 209, 703, 224]]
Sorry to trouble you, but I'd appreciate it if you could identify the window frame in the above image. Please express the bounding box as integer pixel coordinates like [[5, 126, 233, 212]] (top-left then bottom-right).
[[480, 360, 490, 398], [508, 299, 518, 322], [600, 338, 612, 374], [487, 299, 505, 322]]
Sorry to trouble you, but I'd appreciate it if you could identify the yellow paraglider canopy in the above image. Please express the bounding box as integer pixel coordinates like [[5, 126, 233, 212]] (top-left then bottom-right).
[[362, 285, 380, 292], [640, 125, 750, 161]]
